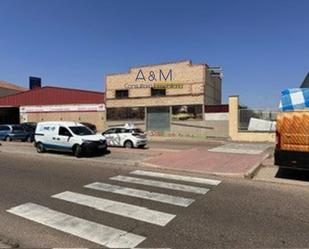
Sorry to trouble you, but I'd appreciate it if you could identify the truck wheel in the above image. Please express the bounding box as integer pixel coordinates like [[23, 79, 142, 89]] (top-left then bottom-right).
[[27, 136, 33, 143], [124, 140, 133, 148], [73, 145, 82, 158], [36, 143, 45, 153]]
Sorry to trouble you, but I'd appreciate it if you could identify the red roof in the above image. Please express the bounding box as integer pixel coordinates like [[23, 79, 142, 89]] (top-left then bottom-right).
[[0, 86, 105, 106]]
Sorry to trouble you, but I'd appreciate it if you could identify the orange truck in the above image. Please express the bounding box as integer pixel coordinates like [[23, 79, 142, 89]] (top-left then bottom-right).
[[275, 110, 309, 169]]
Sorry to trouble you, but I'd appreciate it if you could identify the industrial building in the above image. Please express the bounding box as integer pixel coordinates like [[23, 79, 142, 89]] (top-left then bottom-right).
[[106, 60, 225, 136], [0, 78, 106, 131]]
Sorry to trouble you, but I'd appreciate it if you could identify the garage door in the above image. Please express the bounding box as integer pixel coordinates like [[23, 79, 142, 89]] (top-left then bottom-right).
[[147, 106, 170, 131]]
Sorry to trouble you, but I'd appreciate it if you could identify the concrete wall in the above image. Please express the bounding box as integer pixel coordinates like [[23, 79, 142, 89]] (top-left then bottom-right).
[[205, 112, 229, 121], [107, 119, 228, 138], [171, 120, 228, 138], [23, 111, 107, 132], [229, 96, 275, 142]]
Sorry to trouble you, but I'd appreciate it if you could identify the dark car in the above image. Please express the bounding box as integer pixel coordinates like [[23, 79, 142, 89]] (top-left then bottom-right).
[[0, 124, 30, 142], [21, 122, 37, 142]]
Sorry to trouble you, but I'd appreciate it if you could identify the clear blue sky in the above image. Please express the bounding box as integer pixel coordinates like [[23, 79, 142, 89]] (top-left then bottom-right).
[[0, 0, 308, 108]]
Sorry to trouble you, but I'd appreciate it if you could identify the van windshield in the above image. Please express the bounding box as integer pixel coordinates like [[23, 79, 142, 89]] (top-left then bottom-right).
[[69, 126, 94, 136]]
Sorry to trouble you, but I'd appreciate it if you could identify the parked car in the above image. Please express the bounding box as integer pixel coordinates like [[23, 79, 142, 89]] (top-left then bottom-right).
[[21, 122, 37, 142], [0, 124, 30, 142], [81, 122, 97, 133], [102, 124, 147, 148], [34, 121, 107, 157]]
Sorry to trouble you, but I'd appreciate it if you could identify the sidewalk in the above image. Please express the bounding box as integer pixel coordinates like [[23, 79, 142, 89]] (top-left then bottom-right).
[[142, 143, 272, 178], [0, 140, 272, 179]]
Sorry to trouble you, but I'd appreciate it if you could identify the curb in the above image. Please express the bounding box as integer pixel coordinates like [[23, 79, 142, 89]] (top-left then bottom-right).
[[244, 153, 270, 179]]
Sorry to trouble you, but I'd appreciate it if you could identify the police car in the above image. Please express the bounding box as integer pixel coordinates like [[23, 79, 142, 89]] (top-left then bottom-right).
[[102, 124, 147, 148]]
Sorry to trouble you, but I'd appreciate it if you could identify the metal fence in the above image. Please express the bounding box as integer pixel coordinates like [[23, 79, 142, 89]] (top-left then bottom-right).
[[239, 108, 278, 131]]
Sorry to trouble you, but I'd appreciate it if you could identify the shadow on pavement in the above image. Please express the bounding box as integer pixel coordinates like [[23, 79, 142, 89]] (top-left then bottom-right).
[[276, 168, 309, 182], [44, 149, 110, 158]]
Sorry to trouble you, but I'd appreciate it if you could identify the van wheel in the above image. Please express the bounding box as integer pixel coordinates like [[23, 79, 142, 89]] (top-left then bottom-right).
[[73, 145, 82, 158], [36, 143, 45, 153], [5, 136, 11, 142], [124, 140, 133, 148]]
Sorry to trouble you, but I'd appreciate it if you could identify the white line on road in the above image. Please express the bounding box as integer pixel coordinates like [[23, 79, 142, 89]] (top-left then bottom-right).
[[110, 175, 209, 194], [7, 203, 145, 248], [84, 182, 195, 207], [131, 170, 221, 186], [52, 191, 176, 226]]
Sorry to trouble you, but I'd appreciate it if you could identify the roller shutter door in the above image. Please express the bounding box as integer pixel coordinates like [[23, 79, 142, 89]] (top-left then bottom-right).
[[147, 107, 170, 131]]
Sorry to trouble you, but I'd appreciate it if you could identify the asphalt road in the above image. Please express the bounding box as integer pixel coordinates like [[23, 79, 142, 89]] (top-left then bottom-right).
[[0, 153, 309, 248]]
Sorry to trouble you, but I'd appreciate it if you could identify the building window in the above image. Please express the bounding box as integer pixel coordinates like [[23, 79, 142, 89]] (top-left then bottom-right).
[[115, 90, 129, 99], [151, 88, 166, 97], [172, 105, 203, 121], [107, 107, 145, 121]]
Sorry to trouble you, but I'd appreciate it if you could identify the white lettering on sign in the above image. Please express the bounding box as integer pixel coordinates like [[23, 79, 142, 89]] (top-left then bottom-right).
[[20, 104, 106, 113]]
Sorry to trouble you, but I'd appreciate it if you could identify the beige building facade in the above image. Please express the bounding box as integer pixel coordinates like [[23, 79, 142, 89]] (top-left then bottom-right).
[[106, 60, 224, 136]]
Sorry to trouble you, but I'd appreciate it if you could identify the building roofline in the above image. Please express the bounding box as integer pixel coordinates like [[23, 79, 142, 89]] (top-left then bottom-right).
[[0, 85, 105, 101], [41, 86, 104, 95], [0, 80, 27, 91], [106, 59, 209, 77]]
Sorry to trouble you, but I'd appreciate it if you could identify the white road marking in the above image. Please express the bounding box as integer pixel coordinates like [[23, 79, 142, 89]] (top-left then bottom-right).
[[110, 175, 209, 194], [208, 143, 270, 155], [84, 182, 195, 207], [131, 170, 221, 186], [52, 191, 175, 227], [7, 203, 145, 248]]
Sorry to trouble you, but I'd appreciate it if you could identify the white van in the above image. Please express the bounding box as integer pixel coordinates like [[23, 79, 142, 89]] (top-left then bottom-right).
[[34, 121, 107, 157]]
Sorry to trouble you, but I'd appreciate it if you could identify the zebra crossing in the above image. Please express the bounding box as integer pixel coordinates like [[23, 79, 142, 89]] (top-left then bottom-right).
[[7, 170, 221, 248]]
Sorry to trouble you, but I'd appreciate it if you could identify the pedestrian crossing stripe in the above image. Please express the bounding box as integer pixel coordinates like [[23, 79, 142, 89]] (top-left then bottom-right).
[[84, 182, 195, 207], [7, 203, 145, 248], [52, 191, 176, 226], [131, 170, 221, 186], [7, 171, 222, 248], [110, 175, 209, 194]]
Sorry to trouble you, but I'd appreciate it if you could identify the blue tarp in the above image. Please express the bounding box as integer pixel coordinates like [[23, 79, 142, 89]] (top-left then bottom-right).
[[279, 88, 309, 111]]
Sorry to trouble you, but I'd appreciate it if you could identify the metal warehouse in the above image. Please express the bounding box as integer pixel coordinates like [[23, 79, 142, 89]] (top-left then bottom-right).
[[0, 79, 106, 131]]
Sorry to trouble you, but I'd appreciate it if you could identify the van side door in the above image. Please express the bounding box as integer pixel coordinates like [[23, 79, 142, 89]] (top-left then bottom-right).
[[54, 126, 73, 151]]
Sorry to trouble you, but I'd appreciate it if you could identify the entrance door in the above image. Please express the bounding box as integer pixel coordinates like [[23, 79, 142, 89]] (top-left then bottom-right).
[[147, 106, 170, 131]]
